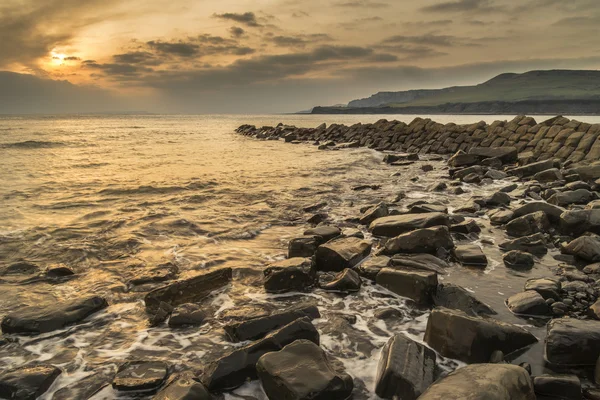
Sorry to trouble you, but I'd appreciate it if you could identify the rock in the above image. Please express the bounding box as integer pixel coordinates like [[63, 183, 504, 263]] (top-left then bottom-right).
[[482, 157, 503, 169], [201, 317, 319, 391], [384, 226, 454, 256], [257, 339, 353, 400], [450, 219, 481, 235], [511, 202, 565, 223], [369, 213, 450, 237], [506, 211, 551, 237], [354, 256, 390, 280], [448, 151, 481, 168], [225, 305, 320, 342], [489, 350, 504, 363], [503, 250, 535, 270], [560, 209, 600, 236], [315, 237, 371, 272], [45, 265, 75, 278], [149, 301, 173, 327], [509, 159, 556, 178], [546, 318, 600, 365], [485, 169, 508, 180], [454, 200, 481, 214], [303, 202, 327, 213], [524, 278, 561, 300], [563, 236, 600, 262], [168, 303, 207, 328], [321, 268, 362, 293], [589, 299, 600, 320], [389, 253, 449, 275], [303, 226, 341, 243], [454, 244, 487, 267], [533, 168, 564, 183], [501, 183, 519, 193], [307, 213, 328, 225], [428, 182, 447, 192], [0, 261, 40, 276], [424, 307, 538, 363], [0, 364, 62, 400], [352, 184, 381, 191], [153, 373, 211, 400], [342, 228, 364, 239], [408, 203, 448, 214], [264, 258, 316, 293], [384, 153, 419, 163], [433, 283, 496, 316], [462, 173, 482, 184], [489, 209, 515, 225], [499, 233, 549, 256], [469, 146, 518, 164], [507, 291, 550, 316], [485, 191, 511, 206], [359, 202, 389, 225], [376, 268, 438, 305], [288, 236, 319, 258], [53, 371, 112, 400], [421, 164, 434, 172], [418, 364, 535, 400], [375, 333, 437, 400], [129, 262, 178, 285], [533, 375, 581, 400], [144, 268, 232, 313], [1, 296, 108, 335], [571, 165, 600, 181], [548, 189, 595, 207], [113, 361, 169, 393]]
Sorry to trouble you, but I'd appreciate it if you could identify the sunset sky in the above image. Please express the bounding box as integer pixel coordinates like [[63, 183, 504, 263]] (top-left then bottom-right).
[[1, 0, 600, 113]]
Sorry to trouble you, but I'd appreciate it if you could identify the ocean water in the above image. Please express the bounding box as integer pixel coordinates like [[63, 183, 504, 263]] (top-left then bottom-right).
[[0, 114, 594, 399]]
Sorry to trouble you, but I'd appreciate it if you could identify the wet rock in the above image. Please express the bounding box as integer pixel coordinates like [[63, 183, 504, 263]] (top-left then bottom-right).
[[354, 256, 390, 280], [454, 244, 487, 267], [485, 191, 511, 207], [384, 153, 419, 164], [454, 200, 481, 214], [342, 228, 364, 239], [144, 268, 232, 313], [303, 226, 341, 243], [288, 236, 319, 258], [500, 233, 549, 256], [257, 339, 353, 400], [501, 183, 519, 193], [512, 202, 565, 223], [462, 173, 481, 184], [0, 261, 40, 276], [384, 226, 454, 255], [421, 164, 434, 172], [588, 299, 600, 320], [533, 168, 564, 183], [428, 182, 447, 192], [1, 296, 108, 335], [303, 202, 327, 213], [433, 283, 496, 316], [503, 250, 535, 270], [352, 184, 381, 191], [408, 203, 448, 214], [509, 159, 556, 178], [389, 253, 449, 275], [112, 361, 168, 393], [533, 374, 581, 400], [264, 258, 316, 293], [150, 301, 174, 327], [153, 373, 211, 400], [359, 202, 389, 225], [482, 157, 503, 169], [418, 364, 535, 400], [225, 305, 320, 342], [168, 303, 207, 328], [450, 219, 481, 235], [307, 213, 328, 225], [0, 364, 62, 400], [485, 169, 508, 180], [321, 268, 362, 293], [201, 317, 319, 392], [506, 211, 551, 237], [448, 151, 481, 168], [489, 209, 515, 225], [375, 333, 437, 400], [507, 291, 550, 316], [376, 268, 438, 305], [546, 318, 600, 365], [369, 212, 450, 237], [469, 146, 518, 164], [563, 236, 600, 262], [374, 308, 403, 320], [548, 189, 595, 207], [424, 307, 538, 363], [53, 370, 113, 400], [525, 278, 561, 300], [560, 209, 600, 236], [45, 264, 75, 278], [130, 262, 179, 285], [315, 237, 371, 272]]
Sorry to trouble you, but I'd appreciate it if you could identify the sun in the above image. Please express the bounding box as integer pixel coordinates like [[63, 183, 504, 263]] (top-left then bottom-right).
[[51, 52, 66, 65]]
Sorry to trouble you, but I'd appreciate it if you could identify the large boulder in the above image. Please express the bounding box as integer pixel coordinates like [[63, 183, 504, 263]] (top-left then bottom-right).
[[383, 226, 454, 255], [359, 202, 389, 225], [418, 364, 535, 400], [448, 152, 481, 168], [560, 209, 600, 236], [376, 268, 438, 305], [545, 318, 600, 366], [375, 333, 437, 400], [257, 339, 353, 400], [288, 236, 319, 258], [315, 237, 371, 272], [201, 317, 319, 391], [320, 268, 362, 293], [563, 236, 600, 262], [112, 361, 169, 393], [469, 146, 518, 164], [389, 253, 449, 275], [548, 189, 594, 207], [153, 373, 211, 400], [533, 375, 581, 400], [499, 233, 549, 256], [303, 226, 341, 243], [144, 268, 232, 312], [454, 244, 487, 267], [511, 202, 565, 223], [506, 211, 551, 237], [524, 278, 561, 300], [224, 305, 320, 342], [1, 296, 108, 335], [507, 291, 550, 316], [533, 168, 564, 183], [264, 258, 316, 293], [503, 250, 535, 270], [433, 283, 496, 316], [509, 159, 556, 178], [424, 307, 538, 363], [369, 213, 450, 237], [0, 364, 62, 400]]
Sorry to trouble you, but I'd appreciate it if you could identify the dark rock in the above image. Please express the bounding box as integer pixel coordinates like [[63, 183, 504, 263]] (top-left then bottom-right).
[[533, 168, 564, 183], [201, 317, 319, 392], [374, 308, 403, 320], [0, 364, 62, 400], [454, 244, 487, 267], [0, 261, 40, 276], [433, 283, 496, 316], [389, 253, 449, 275], [150, 301, 173, 327], [489, 209, 515, 224], [428, 182, 447, 192], [448, 151, 481, 168], [509, 159, 556, 178], [288, 236, 319, 258], [485, 191, 511, 207], [506, 211, 551, 237], [421, 164, 434, 172], [499, 233, 549, 256], [507, 291, 550, 316], [462, 173, 482, 184], [144, 268, 232, 313], [548, 189, 595, 207], [168, 303, 207, 328], [354, 256, 390, 280], [485, 169, 508, 180], [352, 184, 381, 191], [303, 202, 327, 213], [512, 202, 565, 223], [408, 203, 448, 214], [450, 219, 481, 235], [369, 213, 450, 237], [307, 213, 328, 225], [384, 153, 419, 164], [303, 226, 341, 243], [153, 373, 211, 400], [503, 250, 535, 270], [53, 370, 112, 400], [375, 333, 437, 400], [225, 305, 320, 342], [501, 183, 519, 193], [384, 226, 454, 255], [45, 265, 75, 278], [563, 236, 600, 262], [560, 209, 600, 236], [321, 268, 362, 293], [129, 262, 178, 285], [546, 318, 600, 365], [376, 268, 438, 305], [113, 361, 169, 393], [1, 296, 108, 335], [533, 374, 581, 400], [469, 146, 518, 164], [525, 278, 561, 300], [424, 307, 538, 363], [359, 202, 389, 225], [315, 237, 371, 272], [264, 258, 316, 293], [418, 364, 535, 400]]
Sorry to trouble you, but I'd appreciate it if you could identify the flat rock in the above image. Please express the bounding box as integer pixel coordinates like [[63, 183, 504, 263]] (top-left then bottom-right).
[[257, 339, 353, 400], [303, 226, 341, 243], [369, 213, 450, 237], [389, 253, 449, 275], [359, 202, 389, 225], [264, 258, 316, 293], [533, 374, 581, 400], [168, 303, 207, 328], [469, 146, 518, 164], [546, 318, 600, 365], [384, 226, 454, 255], [354, 256, 390, 280], [433, 283, 496, 316], [548, 189, 594, 207], [489, 209, 514, 225], [288, 236, 319, 258], [376, 268, 438, 305], [320, 268, 362, 293], [450, 219, 481, 235], [0, 364, 62, 400], [485, 191, 511, 207], [153, 373, 211, 400], [506, 211, 551, 237], [533, 168, 564, 183], [503, 250, 535, 270], [511, 202, 565, 223], [454, 244, 487, 267], [499, 233, 549, 256], [563, 236, 600, 262], [560, 209, 600, 236], [524, 278, 561, 300], [112, 361, 169, 393], [315, 237, 371, 272], [509, 159, 556, 178], [507, 291, 550, 316], [408, 203, 448, 214]]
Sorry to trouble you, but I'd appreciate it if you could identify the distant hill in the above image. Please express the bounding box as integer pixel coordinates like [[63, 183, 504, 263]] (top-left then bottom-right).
[[320, 70, 600, 114]]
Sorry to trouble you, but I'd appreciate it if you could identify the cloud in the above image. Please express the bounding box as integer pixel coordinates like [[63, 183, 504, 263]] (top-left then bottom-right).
[[381, 34, 458, 47], [213, 12, 262, 27], [334, 0, 390, 8], [421, 0, 502, 13], [146, 40, 200, 57], [64, 56, 81, 61], [270, 33, 333, 48], [229, 26, 246, 38]]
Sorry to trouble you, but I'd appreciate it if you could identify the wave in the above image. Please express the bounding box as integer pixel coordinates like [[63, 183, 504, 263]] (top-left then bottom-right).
[[2, 140, 65, 149], [98, 181, 218, 196]]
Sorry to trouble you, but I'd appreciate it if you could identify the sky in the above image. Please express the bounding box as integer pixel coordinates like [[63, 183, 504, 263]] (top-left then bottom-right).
[[1, 0, 600, 113]]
